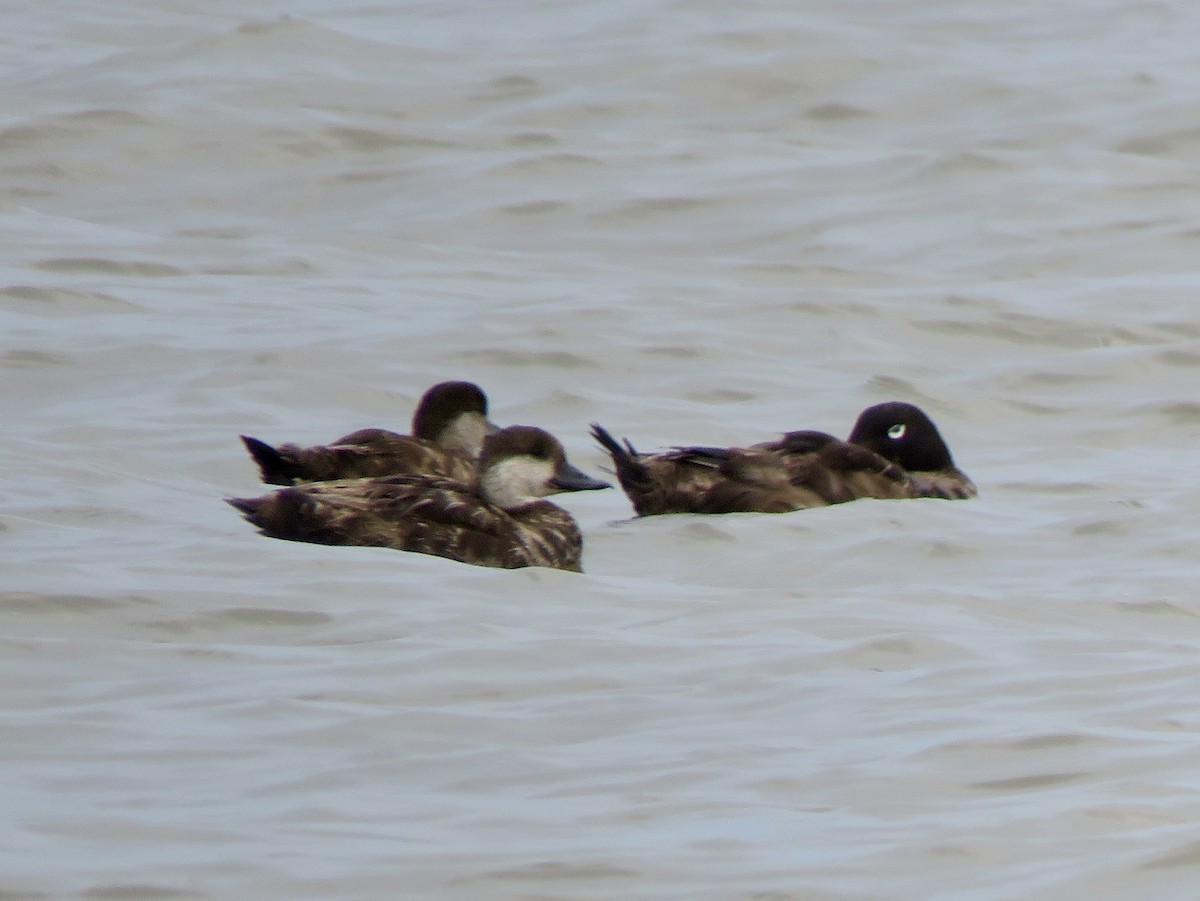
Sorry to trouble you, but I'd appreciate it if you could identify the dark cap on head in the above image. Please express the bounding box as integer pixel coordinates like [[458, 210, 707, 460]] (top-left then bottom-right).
[[847, 402, 956, 471], [412, 381, 490, 441]]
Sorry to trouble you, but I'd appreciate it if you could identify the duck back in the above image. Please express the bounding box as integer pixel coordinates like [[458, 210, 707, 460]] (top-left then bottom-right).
[[240, 431, 476, 486], [229, 475, 584, 572]]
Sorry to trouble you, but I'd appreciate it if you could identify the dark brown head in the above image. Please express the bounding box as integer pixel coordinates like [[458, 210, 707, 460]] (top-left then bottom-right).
[[846, 402, 959, 472], [477, 426, 609, 509], [411, 381, 498, 452]]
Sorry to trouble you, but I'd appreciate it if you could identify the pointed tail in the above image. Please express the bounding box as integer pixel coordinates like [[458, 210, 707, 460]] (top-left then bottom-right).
[[590, 423, 653, 492], [240, 435, 301, 485]]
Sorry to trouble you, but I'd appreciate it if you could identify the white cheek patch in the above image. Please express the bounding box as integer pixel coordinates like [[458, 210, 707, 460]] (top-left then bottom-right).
[[480, 456, 555, 508], [887, 423, 907, 440], [446, 413, 490, 454]]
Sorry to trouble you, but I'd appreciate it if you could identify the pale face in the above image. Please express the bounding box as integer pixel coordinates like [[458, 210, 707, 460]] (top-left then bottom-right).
[[478, 454, 559, 509], [442, 411, 493, 455]]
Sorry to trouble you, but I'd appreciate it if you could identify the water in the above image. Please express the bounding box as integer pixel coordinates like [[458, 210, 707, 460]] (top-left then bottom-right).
[[3, 1, 1200, 897]]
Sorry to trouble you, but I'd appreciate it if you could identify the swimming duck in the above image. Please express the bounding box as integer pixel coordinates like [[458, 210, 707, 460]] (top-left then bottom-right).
[[240, 380, 498, 485], [228, 426, 610, 572], [591, 401, 975, 516]]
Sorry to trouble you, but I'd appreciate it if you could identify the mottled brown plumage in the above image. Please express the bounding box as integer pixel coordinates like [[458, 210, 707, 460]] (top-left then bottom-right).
[[592, 401, 975, 517], [229, 426, 610, 572], [240, 381, 497, 485]]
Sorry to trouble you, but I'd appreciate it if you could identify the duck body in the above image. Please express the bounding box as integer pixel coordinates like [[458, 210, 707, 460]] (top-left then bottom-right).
[[592, 426, 912, 516], [592, 402, 974, 517], [229, 426, 609, 572], [241, 380, 496, 485]]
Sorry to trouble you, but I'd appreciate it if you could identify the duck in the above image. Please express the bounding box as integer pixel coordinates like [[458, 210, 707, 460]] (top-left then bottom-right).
[[228, 426, 610, 572], [590, 401, 975, 517], [240, 380, 498, 485]]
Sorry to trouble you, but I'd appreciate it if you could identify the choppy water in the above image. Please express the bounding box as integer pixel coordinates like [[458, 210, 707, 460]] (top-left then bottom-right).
[[4, 1, 1200, 898]]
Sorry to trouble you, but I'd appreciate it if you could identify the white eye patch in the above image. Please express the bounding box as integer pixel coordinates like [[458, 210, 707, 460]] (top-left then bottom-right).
[[887, 423, 907, 440]]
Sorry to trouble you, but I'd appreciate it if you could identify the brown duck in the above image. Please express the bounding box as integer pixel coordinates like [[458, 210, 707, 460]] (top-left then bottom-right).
[[591, 401, 975, 516], [228, 426, 610, 572], [240, 380, 498, 485]]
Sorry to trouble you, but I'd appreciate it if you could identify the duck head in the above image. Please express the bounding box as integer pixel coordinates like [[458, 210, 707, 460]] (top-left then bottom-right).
[[477, 426, 609, 509], [846, 402, 958, 472], [412, 381, 500, 453]]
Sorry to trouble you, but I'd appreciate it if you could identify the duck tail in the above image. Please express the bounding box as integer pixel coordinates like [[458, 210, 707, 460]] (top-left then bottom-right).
[[240, 435, 302, 485], [226, 494, 272, 532], [226, 495, 260, 518], [590, 423, 652, 491], [226, 490, 317, 541]]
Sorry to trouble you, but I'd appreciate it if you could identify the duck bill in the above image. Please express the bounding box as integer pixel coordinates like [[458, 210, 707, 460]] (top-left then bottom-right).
[[551, 462, 610, 492]]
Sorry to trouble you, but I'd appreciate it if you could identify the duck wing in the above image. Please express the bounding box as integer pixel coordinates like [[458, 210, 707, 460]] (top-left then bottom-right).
[[241, 431, 476, 485], [767, 433, 914, 503]]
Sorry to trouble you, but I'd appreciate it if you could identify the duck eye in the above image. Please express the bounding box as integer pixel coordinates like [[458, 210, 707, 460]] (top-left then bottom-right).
[[887, 423, 907, 440]]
